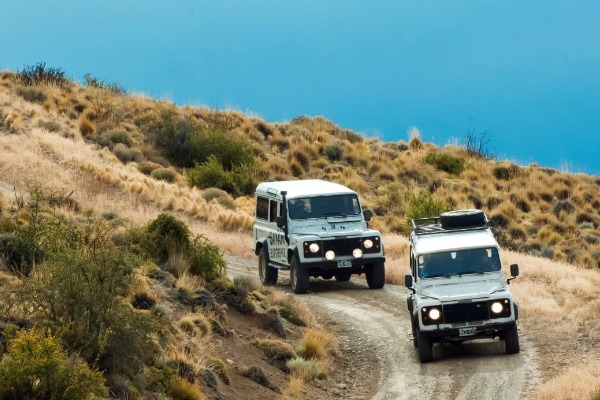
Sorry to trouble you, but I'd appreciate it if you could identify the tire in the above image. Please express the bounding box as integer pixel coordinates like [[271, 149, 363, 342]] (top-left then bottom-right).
[[335, 273, 351, 282], [290, 256, 309, 294], [411, 316, 418, 348], [366, 261, 385, 289], [440, 209, 486, 228], [321, 273, 333, 280], [417, 332, 433, 363], [258, 247, 278, 286], [504, 324, 520, 354]]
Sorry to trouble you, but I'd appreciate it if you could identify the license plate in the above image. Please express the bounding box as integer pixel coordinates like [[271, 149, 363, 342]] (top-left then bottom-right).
[[337, 260, 352, 267], [459, 327, 477, 336]]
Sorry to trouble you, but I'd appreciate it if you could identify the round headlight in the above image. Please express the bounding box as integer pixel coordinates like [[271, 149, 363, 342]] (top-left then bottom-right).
[[428, 308, 441, 320], [309, 243, 320, 253], [325, 250, 335, 260], [353, 248, 363, 258], [364, 239, 373, 249], [490, 301, 504, 314]]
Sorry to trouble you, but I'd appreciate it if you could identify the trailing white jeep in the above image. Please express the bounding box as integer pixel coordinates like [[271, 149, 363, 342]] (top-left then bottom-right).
[[253, 179, 385, 294], [404, 209, 520, 363]]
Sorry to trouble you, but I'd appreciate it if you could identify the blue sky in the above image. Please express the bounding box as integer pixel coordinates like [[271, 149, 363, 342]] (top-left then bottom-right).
[[2, 0, 599, 175]]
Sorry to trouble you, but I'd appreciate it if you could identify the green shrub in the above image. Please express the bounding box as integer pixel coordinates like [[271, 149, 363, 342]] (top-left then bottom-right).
[[151, 168, 177, 182], [0, 329, 108, 400], [16, 62, 69, 87], [323, 142, 343, 161], [424, 152, 465, 175], [187, 156, 257, 196], [138, 161, 162, 175], [201, 188, 227, 202], [405, 190, 450, 226], [113, 143, 143, 163], [145, 213, 191, 264], [279, 303, 307, 327], [216, 196, 236, 210], [107, 129, 133, 146], [15, 86, 47, 103], [188, 235, 226, 281]]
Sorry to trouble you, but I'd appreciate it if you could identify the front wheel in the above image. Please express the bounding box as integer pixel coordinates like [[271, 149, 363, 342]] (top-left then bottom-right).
[[258, 247, 278, 286], [504, 324, 520, 354], [290, 256, 309, 294], [417, 332, 433, 363], [366, 262, 385, 289]]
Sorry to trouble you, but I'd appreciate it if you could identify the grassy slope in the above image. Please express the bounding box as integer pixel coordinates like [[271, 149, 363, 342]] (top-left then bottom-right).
[[1, 71, 599, 398]]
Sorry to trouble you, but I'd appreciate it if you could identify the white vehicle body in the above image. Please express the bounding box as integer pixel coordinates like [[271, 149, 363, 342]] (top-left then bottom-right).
[[253, 179, 385, 294], [405, 210, 520, 363]]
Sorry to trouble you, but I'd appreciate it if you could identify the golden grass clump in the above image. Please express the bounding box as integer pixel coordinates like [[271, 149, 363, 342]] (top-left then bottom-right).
[[169, 378, 206, 400], [79, 116, 96, 137], [3, 111, 23, 133], [179, 313, 212, 338], [216, 211, 253, 232], [297, 328, 338, 360], [255, 338, 298, 360], [535, 365, 600, 400]]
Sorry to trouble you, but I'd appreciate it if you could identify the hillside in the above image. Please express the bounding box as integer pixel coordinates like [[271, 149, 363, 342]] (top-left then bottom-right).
[[1, 66, 599, 399]]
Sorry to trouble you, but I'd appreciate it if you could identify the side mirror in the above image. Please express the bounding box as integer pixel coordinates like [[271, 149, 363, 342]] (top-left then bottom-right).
[[404, 274, 413, 289], [363, 209, 372, 222], [510, 264, 519, 277], [507, 263, 519, 284], [277, 216, 286, 229]]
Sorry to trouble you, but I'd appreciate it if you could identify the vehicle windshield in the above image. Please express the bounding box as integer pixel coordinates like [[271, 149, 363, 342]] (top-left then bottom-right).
[[418, 247, 501, 278], [288, 194, 361, 220]]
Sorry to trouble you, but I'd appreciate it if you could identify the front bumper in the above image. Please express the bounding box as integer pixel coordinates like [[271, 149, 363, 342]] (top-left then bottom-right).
[[420, 321, 516, 341]]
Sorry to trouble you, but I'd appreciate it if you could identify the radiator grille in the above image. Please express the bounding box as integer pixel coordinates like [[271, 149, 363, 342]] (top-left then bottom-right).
[[323, 238, 362, 256], [443, 301, 489, 323]]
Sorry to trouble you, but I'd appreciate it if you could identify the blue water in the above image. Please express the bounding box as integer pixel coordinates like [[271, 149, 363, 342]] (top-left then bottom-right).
[[2, 0, 599, 175]]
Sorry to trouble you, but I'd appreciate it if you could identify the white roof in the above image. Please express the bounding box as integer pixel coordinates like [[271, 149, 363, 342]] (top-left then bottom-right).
[[413, 229, 498, 255], [255, 179, 355, 199]]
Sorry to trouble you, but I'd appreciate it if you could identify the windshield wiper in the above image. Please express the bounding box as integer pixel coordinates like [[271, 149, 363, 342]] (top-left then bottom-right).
[[458, 271, 485, 276], [323, 212, 347, 217]]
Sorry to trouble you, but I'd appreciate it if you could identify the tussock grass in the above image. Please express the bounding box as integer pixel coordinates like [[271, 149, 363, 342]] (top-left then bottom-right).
[[535, 365, 600, 400]]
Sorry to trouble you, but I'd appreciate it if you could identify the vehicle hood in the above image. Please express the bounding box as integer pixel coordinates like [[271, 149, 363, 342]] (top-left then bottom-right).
[[420, 280, 505, 302], [291, 220, 367, 236]]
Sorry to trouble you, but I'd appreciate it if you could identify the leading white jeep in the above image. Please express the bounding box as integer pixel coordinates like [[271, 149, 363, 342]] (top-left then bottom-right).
[[253, 179, 386, 294], [405, 209, 520, 363]]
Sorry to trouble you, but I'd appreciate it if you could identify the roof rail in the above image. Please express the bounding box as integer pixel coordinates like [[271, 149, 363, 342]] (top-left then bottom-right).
[[411, 216, 490, 236]]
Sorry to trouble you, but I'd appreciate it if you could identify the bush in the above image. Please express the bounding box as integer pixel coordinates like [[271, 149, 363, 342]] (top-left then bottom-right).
[[405, 190, 450, 223], [16, 62, 69, 87], [84, 73, 125, 95], [0, 329, 108, 400], [201, 188, 229, 202], [323, 142, 343, 161], [188, 235, 226, 281], [107, 129, 133, 146], [187, 156, 256, 196], [145, 213, 191, 264], [113, 143, 143, 163], [16, 86, 47, 103], [493, 164, 520, 180], [151, 168, 177, 182], [138, 160, 162, 175], [424, 152, 466, 175]]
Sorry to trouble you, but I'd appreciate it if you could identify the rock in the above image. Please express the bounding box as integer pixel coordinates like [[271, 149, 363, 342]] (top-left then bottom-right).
[[242, 366, 281, 393], [261, 309, 286, 338]]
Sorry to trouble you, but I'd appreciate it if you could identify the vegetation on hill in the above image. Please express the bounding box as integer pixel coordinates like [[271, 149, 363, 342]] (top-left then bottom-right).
[[1, 64, 599, 399]]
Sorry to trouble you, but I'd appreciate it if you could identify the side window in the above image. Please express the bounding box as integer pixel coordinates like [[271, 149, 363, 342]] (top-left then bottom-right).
[[269, 200, 278, 222], [256, 196, 268, 220]]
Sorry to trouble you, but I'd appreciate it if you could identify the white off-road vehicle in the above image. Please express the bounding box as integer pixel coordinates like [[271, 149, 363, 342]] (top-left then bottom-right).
[[405, 209, 520, 363], [253, 179, 385, 294]]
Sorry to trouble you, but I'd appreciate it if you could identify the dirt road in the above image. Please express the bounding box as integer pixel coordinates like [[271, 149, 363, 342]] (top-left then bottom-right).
[[226, 254, 541, 400]]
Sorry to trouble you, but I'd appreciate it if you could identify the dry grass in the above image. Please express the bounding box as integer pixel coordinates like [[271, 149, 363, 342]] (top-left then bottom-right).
[[254, 338, 297, 360], [535, 365, 600, 400], [297, 328, 338, 360]]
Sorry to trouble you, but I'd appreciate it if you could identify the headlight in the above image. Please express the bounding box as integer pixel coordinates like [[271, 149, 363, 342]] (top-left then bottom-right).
[[490, 301, 504, 314], [353, 248, 363, 258], [428, 308, 441, 320], [325, 250, 335, 260], [489, 299, 511, 318], [421, 306, 443, 325], [363, 239, 373, 249], [309, 243, 320, 253]]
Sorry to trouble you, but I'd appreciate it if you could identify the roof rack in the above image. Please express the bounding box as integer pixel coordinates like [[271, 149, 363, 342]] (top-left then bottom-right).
[[411, 217, 490, 236]]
